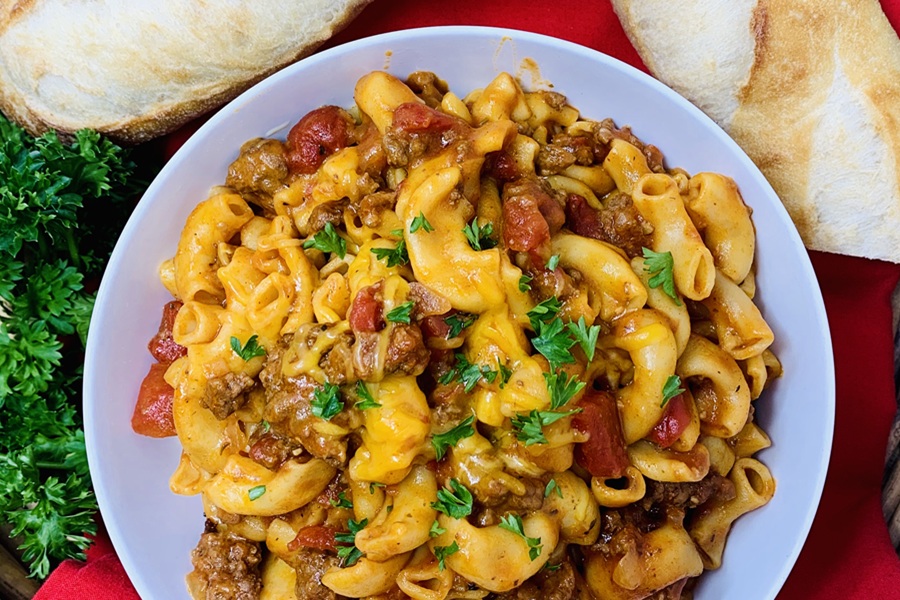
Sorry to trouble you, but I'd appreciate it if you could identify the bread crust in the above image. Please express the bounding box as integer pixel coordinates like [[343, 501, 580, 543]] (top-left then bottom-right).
[[0, 0, 373, 144], [613, 0, 900, 263]]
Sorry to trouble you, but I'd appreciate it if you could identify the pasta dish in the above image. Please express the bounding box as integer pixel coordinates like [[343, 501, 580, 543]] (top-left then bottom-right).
[[131, 69, 780, 599]]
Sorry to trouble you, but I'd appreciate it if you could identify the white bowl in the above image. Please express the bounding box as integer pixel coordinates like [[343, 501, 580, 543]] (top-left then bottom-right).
[[84, 25, 834, 600]]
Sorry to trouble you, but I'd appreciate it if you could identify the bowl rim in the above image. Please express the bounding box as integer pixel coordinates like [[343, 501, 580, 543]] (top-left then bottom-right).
[[84, 24, 835, 600]]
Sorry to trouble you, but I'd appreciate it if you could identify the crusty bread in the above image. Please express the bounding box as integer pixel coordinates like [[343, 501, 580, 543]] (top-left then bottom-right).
[[0, 0, 372, 144], [612, 0, 900, 263]]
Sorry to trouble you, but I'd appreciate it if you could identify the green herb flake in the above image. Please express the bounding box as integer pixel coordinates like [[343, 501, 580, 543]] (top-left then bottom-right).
[[511, 409, 582, 446], [371, 240, 409, 267], [385, 300, 415, 324], [642, 247, 681, 305], [546, 254, 560, 270], [335, 517, 368, 567], [248, 485, 267, 501], [530, 317, 576, 371], [518, 273, 533, 292], [330, 491, 353, 509], [303, 222, 347, 258], [544, 479, 563, 499], [444, 312, 476, 338], [410, 212, 435, 233], [462, 218, 497, 251], [498, 359, 513, 389], [429, 520, 446, 538], [311, 382, 344, 420], [566, 316, 601, 361], [498, 514, 542, 561], [230, 334, 266, 361], [544, 371, 586, 410], [660, 374, 685, 408], [354, 381, 381, 410], [432, 416, 475, 461], [431, 479, 473, 519], [433, 541, 460, 571]]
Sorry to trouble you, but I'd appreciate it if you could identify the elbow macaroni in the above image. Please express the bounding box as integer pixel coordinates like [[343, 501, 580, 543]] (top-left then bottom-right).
[[149, 70, 781, 599]]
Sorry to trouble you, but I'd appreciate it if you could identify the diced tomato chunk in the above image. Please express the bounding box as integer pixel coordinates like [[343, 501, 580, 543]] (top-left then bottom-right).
[[391, 102, 460, 135], [646, 390, 692, 449], [131, 362, 176, 438], [148, 300, 187, 363], [572, 389, 630, 479], [287, 525, 337, 553], [348, 283, 384, 333], [286, 106, 353, 174]]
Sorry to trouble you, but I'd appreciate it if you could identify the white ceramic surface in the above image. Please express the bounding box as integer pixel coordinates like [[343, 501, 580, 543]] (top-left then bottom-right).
[[84, 26, 835, 600]]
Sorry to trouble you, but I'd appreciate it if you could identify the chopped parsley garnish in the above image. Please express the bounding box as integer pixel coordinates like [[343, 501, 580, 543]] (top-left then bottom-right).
[[371, 239, 409, 267], [531, 317, 576, 371], [369, 482, 385, 494], [511, 409, 581, 446], [330, 491, 353, 509], [462, 218, 497, 251], [444, 312, 476, 338], [567, 316, 601, 361], [248, 485, 266, 501], [498, 514, 542, 561], [498, 359, 513, 388], [429, 520, 446, 537], [546, 254, 560, 270], [311, 382, 343, 420], [432, 416, 475, 461], [527, 297, 563, 329], [642, 247, 681, 305], [385, 300, 415, 324], [260, 420, 271, 433], [544, 479, 563, 499], [410, 212, 434, 233], [518, 273, 533, 292], [303, 222, 347, 258], [230, 334, 266, 361], [544, 562, 561, 572], [660, 374, 685, 408], [438, 354, 498, 392], [335, 517, 368, 567], [544, 371, 585, 410], [433, 541, 459, 571], [431, 479, 473, 519], [354, 381, 381, 410]]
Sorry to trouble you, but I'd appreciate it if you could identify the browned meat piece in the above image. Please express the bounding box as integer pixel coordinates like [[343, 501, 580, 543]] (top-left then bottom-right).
[[592, 118, 665, 171], [502, 176, 565, 257], [536, 133, 595, 174], [383, 102, 469, 167], [565, 192, 652, 258], [642, 473, 736, 512], [353, 191, 397, 228], [225, 137, 288, 214], [307, 200, 348, 234], [148, 300, 187, 363], [291, 548, 342, 600], [320, 332, 356, 386], [202, 372, 255, 420], [248, 433, 294, 470], [406, 70, 449, 108], [384, 324, 430, 377], [491, 559, 577, 600], [190, 531, 262, 600]]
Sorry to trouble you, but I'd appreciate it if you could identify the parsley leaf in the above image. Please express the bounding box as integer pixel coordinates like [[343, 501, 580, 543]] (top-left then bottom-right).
[[371, 240, 409, 267], [511, 409, 581, 445], [498, 514, 543, 561], [567, 316, 601, 361], [354, 381, 381, 410], [530, 318, 576, 371], [546, 254, 560, 270], [410, 212, 434, 233], [431, 479, 473, 519], [248, 485, 266, 501], [497, 359, 513, 388], [642, 247, 681, 305], [433, 541, 459, 571], [518, 273, 533, 292], [303, 222, 347, 258], [660, 374, 685, 408], [432, 416, 475, 461], [311, 382, 343, 420], [444, 312, 476, 338], [544, 371, 586, 410], [462, 218, 497, 251], [385, 301, 415, 324], [544, 479, 563, 499], [230, 334, 266, 361], [429, 520, 446, 537], [335, 517, 368, 567], [439, 354, 497, 392], [330, 491, 353, 509], [527, 297, 563, 330]]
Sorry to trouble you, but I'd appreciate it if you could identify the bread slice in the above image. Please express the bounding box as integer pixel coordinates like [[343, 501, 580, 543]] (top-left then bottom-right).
[[0, 0, 372, 144], [612, 0, 900, 263]]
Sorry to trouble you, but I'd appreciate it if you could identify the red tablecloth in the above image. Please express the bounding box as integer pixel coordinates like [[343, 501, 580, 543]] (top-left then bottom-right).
[[36, 0, 900, 598]]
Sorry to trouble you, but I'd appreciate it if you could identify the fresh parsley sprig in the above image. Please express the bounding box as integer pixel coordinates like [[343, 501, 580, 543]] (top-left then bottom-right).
[[0, 115, 147, 579], [462, 218, 498, 251], [410, 212, 434, 233], [567, 316, 601, 361], [431, 479, 473, 519], [642, 247, 681, 305], [371, 240, 409, 267], [431, 416, 475, 461], [335, 517, 368, 567], [660, 374, 685, 408], [498, 514, 542, 561], [544, 371, 586, 410], [433, 541, 459, 571], [444, 312, 476, 338], [303, 222, 347, 258], [230, 335, 266, 361], [354, 381, 381, 410], [511, 408, 581, 446], [385, 301, 415, 324], [311, 382, 343, 420], [438, 354, 498, 393]]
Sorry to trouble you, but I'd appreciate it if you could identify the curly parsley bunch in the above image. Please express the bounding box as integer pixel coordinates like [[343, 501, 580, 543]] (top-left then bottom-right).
[[0, 114, 144, 578]]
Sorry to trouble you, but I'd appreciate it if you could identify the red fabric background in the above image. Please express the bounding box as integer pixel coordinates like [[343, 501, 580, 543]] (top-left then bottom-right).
[[35, 0, 900, 598]]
